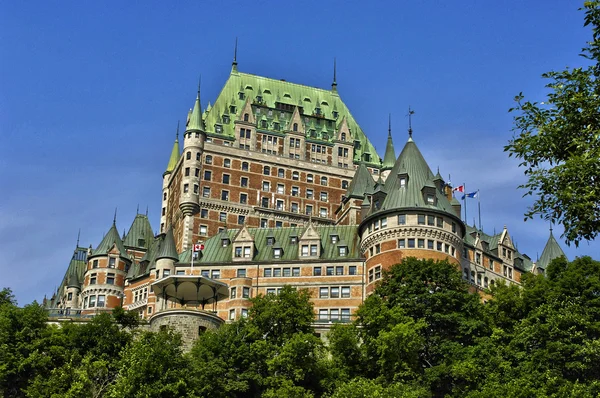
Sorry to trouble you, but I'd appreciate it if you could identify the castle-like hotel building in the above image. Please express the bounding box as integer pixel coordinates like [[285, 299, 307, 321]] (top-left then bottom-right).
[[46, 58, 566, 336]]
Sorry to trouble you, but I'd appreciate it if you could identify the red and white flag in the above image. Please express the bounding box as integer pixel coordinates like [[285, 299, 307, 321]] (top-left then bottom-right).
[[193, 243, 204, 252], [453, 185, 465, 193]]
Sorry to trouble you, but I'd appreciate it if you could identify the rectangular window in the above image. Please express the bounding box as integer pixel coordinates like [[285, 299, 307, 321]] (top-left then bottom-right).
[[319, 287, 329, 298], [381, 218, 387, 228], [90, 274, 97, 284], [292, 267, 300, 276], [201, 270, 209, 277], [291, 186, 299, 196], [341, 286, 351, 298], [202, 187, 210, 198], [427, 215, 435, 226], [97, 295, 106, 308], [89, 295, 96, 308], [349, 266, 357, 275], [313, 266, 322, 276], [243, 287, 250, 298], [437, 217, 443, 227], [427, 240, 434, 249], [200, 225, 208, 236], [93, 259, 98, 268], [408, 239, 415, 248], [241, 309, 248, 318], [222, 174, 230, 184], [204, 170, 212, 181], [262, 181, 270, 191], [418, 239, 425, 248], [211, 270, 221, 279], [306, 189, 314, 199], [320, 192, 328, 201], [219, 212, 227, 222], [224, 159, 231, 168], [310, 244, 318, 256], [418, 215, 425, 225], [221, 190, 229, 200], [108, 257, 116, 268], [264, 268, 272, 277], [273, 268, 281, 277], [336, 266, 344, 275], [243, 247, 252, 258], [266, 288, 276, 295], [375, 244, 381, 254], [241, 177, 248, 187], [326, 266, 334, 276], [301, 245, 309, 256], [229, 309, 235, 320], [237, 269, 246, 278], [398, 239, 405, 248], [277, 184, 284, 194], [306, 205, 313, 215], [330, 287, 340, 298], [319, 309, 328, 320], [107, 273, 115, 285], [283, 268, 291, 277]]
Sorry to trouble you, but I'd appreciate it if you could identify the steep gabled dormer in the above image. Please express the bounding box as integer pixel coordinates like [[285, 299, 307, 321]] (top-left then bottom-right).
[[298, 222, 321, 259], [422, 177, 437, 206], [232, 226, 255, 261], [238, 98, 256, 124], [287, 106, 304, 134]]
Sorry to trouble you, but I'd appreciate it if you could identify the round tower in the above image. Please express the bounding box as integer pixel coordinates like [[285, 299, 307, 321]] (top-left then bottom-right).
[[359, 136, 465, 294], [179, 84, 206, 249], [81, 221, 130, 315], [161, 122, 181, 234]]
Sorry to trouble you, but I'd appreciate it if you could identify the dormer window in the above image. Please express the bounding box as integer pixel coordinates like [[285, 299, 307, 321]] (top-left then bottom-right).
[[293, 123, 298, 132], [290, 236, 298, 244], [399, 177, 407, 187], [215, 125, 223, 134], [238, 92, 244, 100], [244, 113, 249, 122], [256, 95, 263, 103], [223, 115, 230, 124], [426, 194, 435, 205], [338, 246, 347, 257], [341, 132, 346, 141], [273, 248, 282, 258], [332, 111, 339, 119], [266, 236, 275, 246], [222, 238, 230, 247], [261, 120, 267, 128], [331, 234, 339, 244], [315, 107, 321, 115], [273, 122, 280, 130]]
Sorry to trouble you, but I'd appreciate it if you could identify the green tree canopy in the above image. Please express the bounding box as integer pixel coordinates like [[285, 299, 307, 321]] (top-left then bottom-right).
[[505, 1, 600, 246]]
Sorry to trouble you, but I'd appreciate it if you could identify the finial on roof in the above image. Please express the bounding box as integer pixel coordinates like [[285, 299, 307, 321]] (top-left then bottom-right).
[[197, 75, 201, 97], [331, 57, 337, 92], [549, 223, 553, 234], [113, 207, 117, 225], [76, 229, 80, 247], [176, 120, 180, 140], [136, 204, 139, 214], [388, 113, 392, 137], [232, 37, 238, 72], [146, 206, 148, 216], [407, 106, 415, 139]]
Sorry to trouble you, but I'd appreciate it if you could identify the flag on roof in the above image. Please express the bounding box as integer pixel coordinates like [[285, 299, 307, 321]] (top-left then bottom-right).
[[453, 185, 464, 193], [462, 191, 478, 200]]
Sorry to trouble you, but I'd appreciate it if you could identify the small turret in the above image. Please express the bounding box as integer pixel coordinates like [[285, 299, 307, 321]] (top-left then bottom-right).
[[155, 227, 179, 279], [381, 115, 396, 180]]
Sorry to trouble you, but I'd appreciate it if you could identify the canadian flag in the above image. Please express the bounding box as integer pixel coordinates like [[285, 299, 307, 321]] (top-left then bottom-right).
[[453, 185, 465, 193], [193, 243, 204, 252]]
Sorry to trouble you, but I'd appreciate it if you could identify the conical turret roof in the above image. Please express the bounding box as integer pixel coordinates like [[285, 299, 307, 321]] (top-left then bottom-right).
[[187, 86, 204, 132], [345, 161, 376, 199], [382, 117, 396, 170], [373, 137, 458, 217], [155, 227, 179, 262], [164, 126, 180, 175], [537, 230, 567, 270], [67, 270, 80, 289], [124, 214, 154, 249], [91, 222, 129, 259]]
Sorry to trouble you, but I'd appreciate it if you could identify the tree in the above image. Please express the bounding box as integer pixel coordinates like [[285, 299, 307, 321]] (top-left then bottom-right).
[[505, 1, 600, 246], [0, 287, 16, 306]]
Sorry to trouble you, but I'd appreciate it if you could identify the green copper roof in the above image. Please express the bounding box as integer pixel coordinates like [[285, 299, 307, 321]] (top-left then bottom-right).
[[155, 228, 179, 262], [201, 69, 381, 166], [123, 214, 154, 249], [346, 161, 375, 199], [537, 230, 567, 270], [164, 130, 180, 174], [382, 123, 396, 170], [187, 89, 204, 132], [91, 222, 130, 260], [373, 137, 456, 217], [177, 225, 361, 264]]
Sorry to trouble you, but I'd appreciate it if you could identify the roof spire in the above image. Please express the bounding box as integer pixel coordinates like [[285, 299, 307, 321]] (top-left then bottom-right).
[[382, 114, 396, 170], [146, 205, 148, 216], [136, 204, 139, 214], [331, 57, 337, 93], [164, 121, 181, 175], [232, 37, 238, 72], [113, 207, 117, 225], [187, 77, 204, 132], [76, 228, 80, 247], [407, 106, 415, 139]]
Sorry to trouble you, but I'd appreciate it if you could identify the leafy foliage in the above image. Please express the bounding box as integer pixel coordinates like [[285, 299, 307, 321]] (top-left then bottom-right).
[[505, 1, 600, 245]]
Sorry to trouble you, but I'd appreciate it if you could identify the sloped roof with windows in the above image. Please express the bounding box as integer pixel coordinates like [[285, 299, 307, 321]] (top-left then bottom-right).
[[176, 225, 362, 265], [198, 68, 381, 167], [464, 225, 534, 272], [91, 222, 130, 260], [345, 161, 376, 199], [123, 214, 155, 250]]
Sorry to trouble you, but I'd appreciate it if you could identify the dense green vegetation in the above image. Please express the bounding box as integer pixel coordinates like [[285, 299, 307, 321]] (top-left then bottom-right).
[[506, 1, 600, 246], [2, 255, 599, 397]]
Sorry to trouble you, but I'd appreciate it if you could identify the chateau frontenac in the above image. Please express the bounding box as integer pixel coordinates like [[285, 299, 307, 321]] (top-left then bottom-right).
[[45, 56, 566, 338]]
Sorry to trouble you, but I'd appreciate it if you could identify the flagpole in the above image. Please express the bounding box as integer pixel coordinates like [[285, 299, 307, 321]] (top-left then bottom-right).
[[191, 247, 194, 273], [478, 190, 482, 231], [463, 183, 467, 223]]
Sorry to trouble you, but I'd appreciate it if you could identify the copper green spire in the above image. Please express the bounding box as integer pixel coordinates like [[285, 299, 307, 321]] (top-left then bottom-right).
[[537, 226, 567, 271], [187, 78, 204, 132], [164, 121, 180, 175], [382, 114, 396, 170], [331, 57, 337, 93], [232, 37, 238, 73]]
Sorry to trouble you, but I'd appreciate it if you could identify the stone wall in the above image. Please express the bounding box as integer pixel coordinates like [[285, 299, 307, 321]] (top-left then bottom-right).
[[148, 309, 223, 351]]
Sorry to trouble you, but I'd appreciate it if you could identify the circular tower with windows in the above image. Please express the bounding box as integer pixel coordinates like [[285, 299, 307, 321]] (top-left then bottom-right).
[[358, 135, 465, 294]]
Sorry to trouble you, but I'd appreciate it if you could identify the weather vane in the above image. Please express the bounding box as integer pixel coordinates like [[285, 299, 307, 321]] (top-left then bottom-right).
[[407, 106, 415, 138]]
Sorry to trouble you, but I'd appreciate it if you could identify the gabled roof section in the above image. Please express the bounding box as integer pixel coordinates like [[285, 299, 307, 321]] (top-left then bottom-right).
[[537, 230, 567, 271], [123, 214, 154, 250], [372, 137, 456, 217], [186, 225, 361, 264], [202, 69, 381, 165], [345, 161, 375, 199], [57, 247, 87, 294], [300, 222, 320, 241], [155, 228, 179, 262], [91, 222, 129, 260]]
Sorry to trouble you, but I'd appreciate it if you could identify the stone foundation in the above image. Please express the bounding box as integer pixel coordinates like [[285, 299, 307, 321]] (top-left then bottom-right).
[[148, 309, 223, 351]]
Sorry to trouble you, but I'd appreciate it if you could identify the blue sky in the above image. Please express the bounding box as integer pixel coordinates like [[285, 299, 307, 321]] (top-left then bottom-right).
[[1, 1, 598, 305]]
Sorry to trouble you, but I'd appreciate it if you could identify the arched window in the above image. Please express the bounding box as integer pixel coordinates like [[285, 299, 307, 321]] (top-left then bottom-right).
[[263, 166, 270, 176], [293, 123, 298, 132], [186, 151, 191, 160], [244, 113, 249, 122], [320, 176, 328, 186]]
